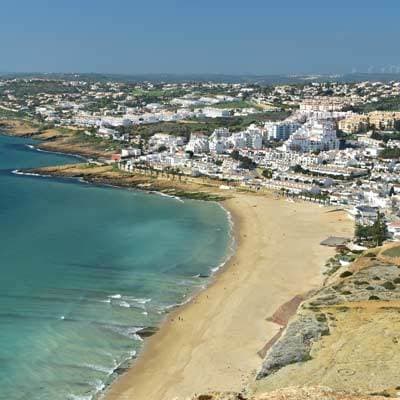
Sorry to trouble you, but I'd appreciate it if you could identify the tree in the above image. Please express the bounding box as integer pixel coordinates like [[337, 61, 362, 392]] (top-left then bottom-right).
[[370, 131, 381, 141], [293, 164, 304, 174], [230, 150, 240, 161], [355, 223, 370, 241], [372, 212, 387, 246], [380, 147, 400, 159], [239, 156, 256, 170], [262, 169, 273, 179], [355, 212, 387, 246]]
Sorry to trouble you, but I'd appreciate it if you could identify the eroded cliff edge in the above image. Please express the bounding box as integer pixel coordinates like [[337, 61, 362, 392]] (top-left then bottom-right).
[[194, 243, 400, 400]]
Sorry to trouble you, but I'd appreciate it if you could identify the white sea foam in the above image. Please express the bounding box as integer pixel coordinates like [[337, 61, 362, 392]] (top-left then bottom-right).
[[130, 297, 151, 304], [81, 363, 114, 375], [11, 169, 51, 178], [149, 190, 184, 203], [90, 379, 106, 393], [163, 294, 194, 311], [108, 294, 122, 299], [67, 395, 92, 400], [102, 325, 143, 339], [134, 334, 143, 342], [211, 203, 236, 275], [108, 295, 151, 309], [28, 145, 86, 160]]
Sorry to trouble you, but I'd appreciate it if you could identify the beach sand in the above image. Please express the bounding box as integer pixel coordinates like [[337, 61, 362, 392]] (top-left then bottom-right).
[[105, 194, 353, 400]]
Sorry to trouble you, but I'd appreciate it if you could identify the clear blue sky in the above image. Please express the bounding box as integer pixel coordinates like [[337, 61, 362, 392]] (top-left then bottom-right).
[[1, 0, 399, 75]]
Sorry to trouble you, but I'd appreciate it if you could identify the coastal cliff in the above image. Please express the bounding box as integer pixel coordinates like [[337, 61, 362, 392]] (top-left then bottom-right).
[[194, 243, 400, 400], [0, 118, 112, 158], [254, 244, 400, 397]]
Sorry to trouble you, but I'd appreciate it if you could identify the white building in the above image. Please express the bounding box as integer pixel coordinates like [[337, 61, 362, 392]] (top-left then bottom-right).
[[186, 133, 209, 154], [199, 108, 231, 118], [209, 139, 226, 154], [121, 148, 141, 158], [282, 120, 340, 153], [265, 121, 301, 141]]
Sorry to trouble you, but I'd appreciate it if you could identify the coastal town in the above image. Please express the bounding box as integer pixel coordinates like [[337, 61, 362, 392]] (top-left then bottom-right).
[[2, 75, 400, 245]]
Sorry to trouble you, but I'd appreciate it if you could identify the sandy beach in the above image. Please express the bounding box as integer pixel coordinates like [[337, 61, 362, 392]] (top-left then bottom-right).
[[105, 194, 353, 400]]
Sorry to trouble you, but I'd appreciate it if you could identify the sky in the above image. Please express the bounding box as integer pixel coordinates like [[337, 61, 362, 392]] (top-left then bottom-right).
[[1, 0, 400, 75]]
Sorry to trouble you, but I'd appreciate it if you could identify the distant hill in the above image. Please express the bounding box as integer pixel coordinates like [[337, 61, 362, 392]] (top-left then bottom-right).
[[2, 72, 400, 85]]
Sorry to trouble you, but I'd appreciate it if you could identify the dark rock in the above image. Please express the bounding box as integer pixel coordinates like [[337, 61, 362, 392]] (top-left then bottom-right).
[[136, 326, 159, 338]]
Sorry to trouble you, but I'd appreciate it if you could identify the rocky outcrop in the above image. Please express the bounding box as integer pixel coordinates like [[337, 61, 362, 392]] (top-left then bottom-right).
[[257, 313, 329, 379], [254, 247, 400, 397]]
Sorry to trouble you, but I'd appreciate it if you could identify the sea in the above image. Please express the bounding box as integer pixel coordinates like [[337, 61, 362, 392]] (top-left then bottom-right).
[[0, 134, 232, 400]]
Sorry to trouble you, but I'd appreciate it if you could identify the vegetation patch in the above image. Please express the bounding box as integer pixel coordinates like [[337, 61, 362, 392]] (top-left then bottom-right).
[[381, 281, 396, 290], [382, 246, 400, 259], [369, 295, 381, 300]]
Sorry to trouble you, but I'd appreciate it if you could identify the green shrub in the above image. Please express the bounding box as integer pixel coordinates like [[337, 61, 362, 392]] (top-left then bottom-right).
[[381, 281, 396, 290]]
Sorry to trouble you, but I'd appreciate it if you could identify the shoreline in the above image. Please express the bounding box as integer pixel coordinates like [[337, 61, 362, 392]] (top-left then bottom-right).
[[3, 130, 355, 399], [103, 194, 353, 400]]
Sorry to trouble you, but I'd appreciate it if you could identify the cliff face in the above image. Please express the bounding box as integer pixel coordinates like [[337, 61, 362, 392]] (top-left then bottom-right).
[[193, 244, 400, 400], [254, 245, 400, 398]]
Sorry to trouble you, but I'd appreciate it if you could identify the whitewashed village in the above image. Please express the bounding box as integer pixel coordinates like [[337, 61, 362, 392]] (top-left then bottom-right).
[[2, 76, 400, 243]]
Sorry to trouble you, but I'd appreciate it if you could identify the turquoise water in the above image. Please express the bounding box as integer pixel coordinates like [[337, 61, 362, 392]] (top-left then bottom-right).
[[0, 134, 231, 400]]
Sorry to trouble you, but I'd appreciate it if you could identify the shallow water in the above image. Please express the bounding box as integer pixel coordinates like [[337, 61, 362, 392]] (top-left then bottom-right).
[[0, 134, 231, 400]]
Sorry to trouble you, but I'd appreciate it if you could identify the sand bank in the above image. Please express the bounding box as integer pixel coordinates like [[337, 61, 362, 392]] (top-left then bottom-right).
[[105, 194, 353, 400]]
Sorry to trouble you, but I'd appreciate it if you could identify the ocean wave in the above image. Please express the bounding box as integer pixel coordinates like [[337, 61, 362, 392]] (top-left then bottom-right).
[[154, 205, 236, 315], [163, 294, 194, 311], [90, 378, 106, 393], [25, 143, 86, 160], [11, 169, 51, 178], [67, 395, 92, 400], [108, 294, 122, 299], [100, 324, 143, 340], [118, 301, 131, 308], [129, 350, 137, 358], [148, 190, 184, 203], [107, 294, 151, 309], [126, 297, 151, 305], [210, 203, 236, 275], [81, 363, 115, 376]]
